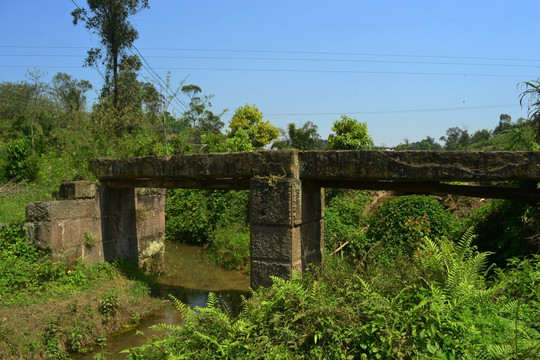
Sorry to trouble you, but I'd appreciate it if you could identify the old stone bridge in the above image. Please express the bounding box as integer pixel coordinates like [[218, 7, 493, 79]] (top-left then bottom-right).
[[25, 150, 540, 288]]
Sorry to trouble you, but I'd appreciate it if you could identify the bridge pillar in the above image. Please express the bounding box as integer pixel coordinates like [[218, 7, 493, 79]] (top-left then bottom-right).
[[99, 184, 138, 261], [250, 177, 324, 289], [99, 184, 165, 267]]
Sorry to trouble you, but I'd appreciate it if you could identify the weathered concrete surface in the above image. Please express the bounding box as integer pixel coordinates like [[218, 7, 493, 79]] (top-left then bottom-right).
[[299, 150, 540, 181], [25, 181, 104, 263], [25, 181, 165, 266], [90, 152, 254, 181], [58, 180, 97, 199], [89, 150, 540, 201], [90, 150, 540, 184]]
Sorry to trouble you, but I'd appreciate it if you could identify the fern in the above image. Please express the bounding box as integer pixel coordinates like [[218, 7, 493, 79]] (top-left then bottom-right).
[[239, 294, 249, 317], [150, 322, 184, 336], [416, 229, 496, 307], [205, 291, 220, 311], [169, 293, 194, 320]]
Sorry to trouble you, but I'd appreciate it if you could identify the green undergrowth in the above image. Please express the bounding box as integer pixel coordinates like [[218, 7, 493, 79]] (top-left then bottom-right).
[[165, 189, 249, 244], [165, 189, 251, 270], [206, 223, 250, 271], [465, 199, 540, 266], [364, 195, 460, 263], [0, 151, 93, 224], [324, 189, 372, 254], [0, 224, 162, 359], [127, 232, 540, 360]]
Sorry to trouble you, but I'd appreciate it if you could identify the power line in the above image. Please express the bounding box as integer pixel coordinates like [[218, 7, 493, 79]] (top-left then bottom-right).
[[64, 0, 189, 116], [140, 47, 540, 63], [2, 45, 540, 63], [0, 64, 534, 78], [129, 47, 188, 115], [129, 67, 537, 78], [1, 53, 539, 69], [262, 104, 521, 117]]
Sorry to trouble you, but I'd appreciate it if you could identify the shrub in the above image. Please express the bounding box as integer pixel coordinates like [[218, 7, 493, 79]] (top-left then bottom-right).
[[165, 189, 248, 244], [130, 234, 540, 359], [0, 224, 67, 302], [466, 200, 540, 266], [206, 224, 250, 270], [0, 138, 39, 182], [324, 190, 371, 256], [365, 195, 459, 262]]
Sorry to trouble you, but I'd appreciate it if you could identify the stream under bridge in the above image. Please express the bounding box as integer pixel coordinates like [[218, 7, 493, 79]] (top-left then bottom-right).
[[25, 150, 540, 288]]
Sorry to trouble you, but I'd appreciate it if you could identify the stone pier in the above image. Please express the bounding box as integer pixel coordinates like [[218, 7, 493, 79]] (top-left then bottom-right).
[[249, 151, 324, 288]]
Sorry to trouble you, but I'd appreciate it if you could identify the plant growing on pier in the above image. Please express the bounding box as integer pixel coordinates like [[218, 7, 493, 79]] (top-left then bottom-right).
[[83, 231, 97, 247]]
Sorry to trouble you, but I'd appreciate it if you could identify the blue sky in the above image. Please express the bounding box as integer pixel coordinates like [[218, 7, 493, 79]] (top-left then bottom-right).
[[1, 0, 540, 146]]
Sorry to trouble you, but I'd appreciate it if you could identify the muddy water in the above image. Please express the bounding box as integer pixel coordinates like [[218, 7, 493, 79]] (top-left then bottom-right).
[[78, 241, 250, 359]]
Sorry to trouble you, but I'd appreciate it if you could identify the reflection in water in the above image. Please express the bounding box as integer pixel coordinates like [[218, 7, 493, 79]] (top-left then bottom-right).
[[78, 241, 250, 359]]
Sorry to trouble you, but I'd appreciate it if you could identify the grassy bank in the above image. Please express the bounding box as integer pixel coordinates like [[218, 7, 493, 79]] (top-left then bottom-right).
[[0, 225, 162, 359]]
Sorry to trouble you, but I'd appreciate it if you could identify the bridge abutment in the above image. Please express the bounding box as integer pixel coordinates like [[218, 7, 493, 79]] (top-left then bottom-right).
[[25, 181, 165, 268]]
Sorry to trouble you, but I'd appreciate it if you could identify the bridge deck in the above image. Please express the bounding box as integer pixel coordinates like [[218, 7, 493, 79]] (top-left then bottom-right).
[[89, 150, 540, 201]]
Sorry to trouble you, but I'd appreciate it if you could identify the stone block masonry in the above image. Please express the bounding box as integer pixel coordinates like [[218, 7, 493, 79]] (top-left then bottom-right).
[[25, 180, 165, 266]]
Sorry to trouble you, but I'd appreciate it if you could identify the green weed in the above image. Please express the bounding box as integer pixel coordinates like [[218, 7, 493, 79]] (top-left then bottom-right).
[[206, 224, 250, 270], [98, 290, 119, 322]]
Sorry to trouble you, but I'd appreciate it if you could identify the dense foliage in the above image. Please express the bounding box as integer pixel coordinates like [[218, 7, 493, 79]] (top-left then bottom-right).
[[127, 234, 540, 359], [466, 199, 540, 266], [327, 115, 374, 150], [165, 189, 249, 244], [364, 195, 460, 262], [1, 3, 539, 359], [323, 189, 372, 255], [227, 104, 279, 148]]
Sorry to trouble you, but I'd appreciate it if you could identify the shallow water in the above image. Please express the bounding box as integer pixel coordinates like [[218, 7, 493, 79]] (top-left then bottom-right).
[[77, 241, 250, 359]]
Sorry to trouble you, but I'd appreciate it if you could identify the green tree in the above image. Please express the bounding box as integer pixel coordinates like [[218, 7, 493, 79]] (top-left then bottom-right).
[[272, 121, 322, 150], [72, 0, 150, 109], [469, 128, 492, 146], [440, 126, 470, 150], [0, 72, 56, 152], [519, 79, 540, 142], [395, 136, 442, 150], [493, 114, 513, 136], [51, 72, 92, 113], [227, 104, 279, 148], [171, 85, 226, 154], [90, 55, 162, 137], [0, 81, 35, 142], [327, 115, 373, 150], [25, 69, 49, 153], [180, 85, 225, 136]]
